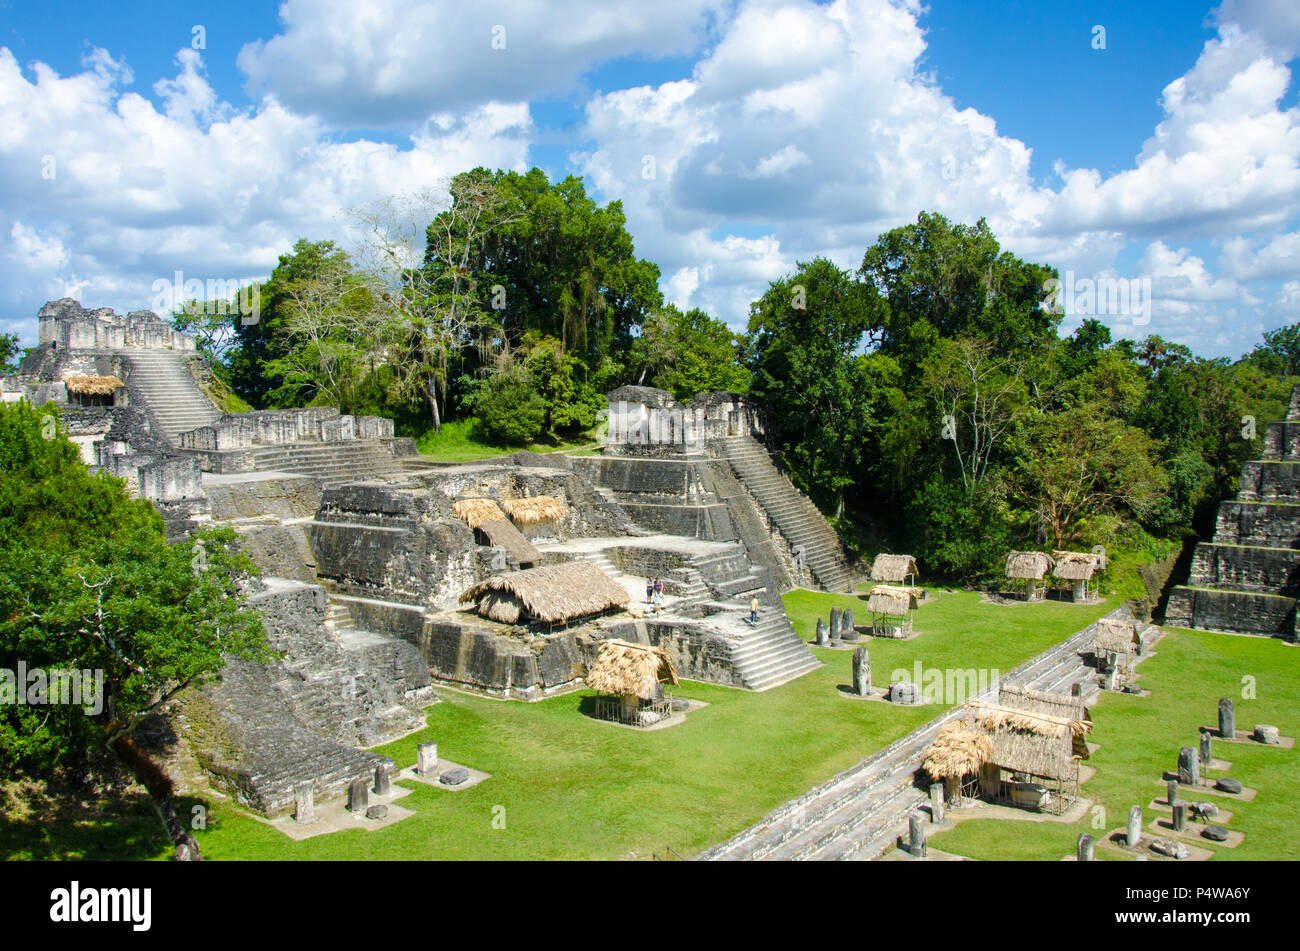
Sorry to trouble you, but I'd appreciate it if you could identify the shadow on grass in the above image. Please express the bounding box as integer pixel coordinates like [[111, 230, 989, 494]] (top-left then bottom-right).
[[0, 779, 172, 861]]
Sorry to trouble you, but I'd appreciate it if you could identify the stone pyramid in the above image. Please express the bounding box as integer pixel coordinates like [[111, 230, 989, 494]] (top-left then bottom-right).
[[1164, 384, 1300, 640]]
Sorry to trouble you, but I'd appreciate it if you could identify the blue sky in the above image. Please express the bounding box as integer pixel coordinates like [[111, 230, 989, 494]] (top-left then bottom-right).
[[2, 0, 1298, 357]]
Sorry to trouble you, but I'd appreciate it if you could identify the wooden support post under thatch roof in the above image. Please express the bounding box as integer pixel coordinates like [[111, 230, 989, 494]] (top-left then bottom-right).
[[1005, 551, 1053, 600], [1092, 617, 1139, 682], [459, 560, 630, 626], [869, 554, 919, 585], [868, 584, 918, 637], [1052, 551, 1100, 601]]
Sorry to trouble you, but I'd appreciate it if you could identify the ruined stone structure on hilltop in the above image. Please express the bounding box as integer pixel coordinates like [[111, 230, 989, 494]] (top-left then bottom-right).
[[1165, 384, 1300, 639], [7, 301, 846, 819]]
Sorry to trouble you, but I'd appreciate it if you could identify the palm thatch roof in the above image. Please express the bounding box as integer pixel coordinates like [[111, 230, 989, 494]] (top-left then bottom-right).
[[1005, 550, 1054, 580], [870, 554, 919, 582], [62, 374, 124, 395], [1093, 617, 1138, 655], [867, 584, 919, 616], [985, 720, 1078, 781], [501, 496, 569, 525], [970, 702, 1092, 740], [477, 518, 542, 567], [998, 683, 1090, 724], [453, 498, 507, 530], [584, 639, 679, 699], [1052, 551, 1099, 580], [459, 560, 630, 624], [922, 719, 994, 780]]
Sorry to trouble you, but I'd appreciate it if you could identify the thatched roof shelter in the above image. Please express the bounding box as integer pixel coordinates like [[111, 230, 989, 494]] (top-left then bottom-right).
[[985, 722, 1078, 782], [970, 702, 1092, 741], [1005, 550, 1054, 580], [870, 554, 919, 583], [459, 561, 630, 625], [922, 719, 994, 780], [1052, 551, 1099, 581], [584, 639, 679, 700], [967, 701, 1085, 782], [1093, 617, 1138, 655], [998, 683, 1089, 724], [867, 584, 919, 616], [501, 496, 569, 525], [62, 375, 124, 396], [453, 498, 508, 530], [476, 518, 542, 567]]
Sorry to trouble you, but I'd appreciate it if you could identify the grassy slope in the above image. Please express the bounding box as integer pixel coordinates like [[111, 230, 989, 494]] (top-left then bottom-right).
[[185, 590, 1110, 860], [929, 626, 1300, 861], [413, 419, 602, 463]]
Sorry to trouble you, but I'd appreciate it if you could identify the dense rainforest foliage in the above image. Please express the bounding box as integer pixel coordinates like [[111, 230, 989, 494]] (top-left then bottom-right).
[[166, 168, 1299, 583]]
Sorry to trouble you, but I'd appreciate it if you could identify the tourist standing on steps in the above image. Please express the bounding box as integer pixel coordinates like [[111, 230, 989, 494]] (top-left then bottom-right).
[[750, 595, 759, 625], [653, 577, 664, 606], [646, 578, 654, 604]]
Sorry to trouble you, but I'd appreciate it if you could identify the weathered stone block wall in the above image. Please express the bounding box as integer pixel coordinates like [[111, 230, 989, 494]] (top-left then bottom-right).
[[245, 580, 433, 747], [234, 523, 318, 583], [308, 483, 479, 609], [1164, 586, 1296, 636], [1214, 501, 1300, 548], [1187, 542, 1300, 594], [603, 387, 766, 453], [1237, 461, 1300, 501], [421, 618, 585, 700], [205, 475, 322, 520]]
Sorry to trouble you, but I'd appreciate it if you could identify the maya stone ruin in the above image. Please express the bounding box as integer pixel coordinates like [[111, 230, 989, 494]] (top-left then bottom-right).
[[3, 300, 856, 819]]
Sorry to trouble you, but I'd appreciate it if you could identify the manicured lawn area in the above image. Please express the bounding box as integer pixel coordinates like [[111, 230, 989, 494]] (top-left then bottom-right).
[[184, 590, 1111, 860], [929, 626, 1300, 861], [414, 419, 601, 463]]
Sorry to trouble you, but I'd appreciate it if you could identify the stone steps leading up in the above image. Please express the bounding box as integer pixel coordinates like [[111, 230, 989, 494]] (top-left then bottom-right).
[[120, 351, 222, 445], [722, 606, 820, 691], [714, 435, 852, 593], [1167, 386, 1300, 639]]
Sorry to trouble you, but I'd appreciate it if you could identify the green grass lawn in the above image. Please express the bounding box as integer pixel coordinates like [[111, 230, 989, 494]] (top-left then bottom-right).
[[413, 419, 602, 463], [176, 589, 1110, 860], [927, 625, 1300, 861]]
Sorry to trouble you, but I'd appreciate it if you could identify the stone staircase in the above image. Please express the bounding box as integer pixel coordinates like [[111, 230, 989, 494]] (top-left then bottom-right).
[[247, 440, 414, 488], [120, 350, 221, 444], [1165, 384, 1300, 638], [719, 606, 820, 691], [697, 611, 1115, 860], [714, 435, 853, 593]]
